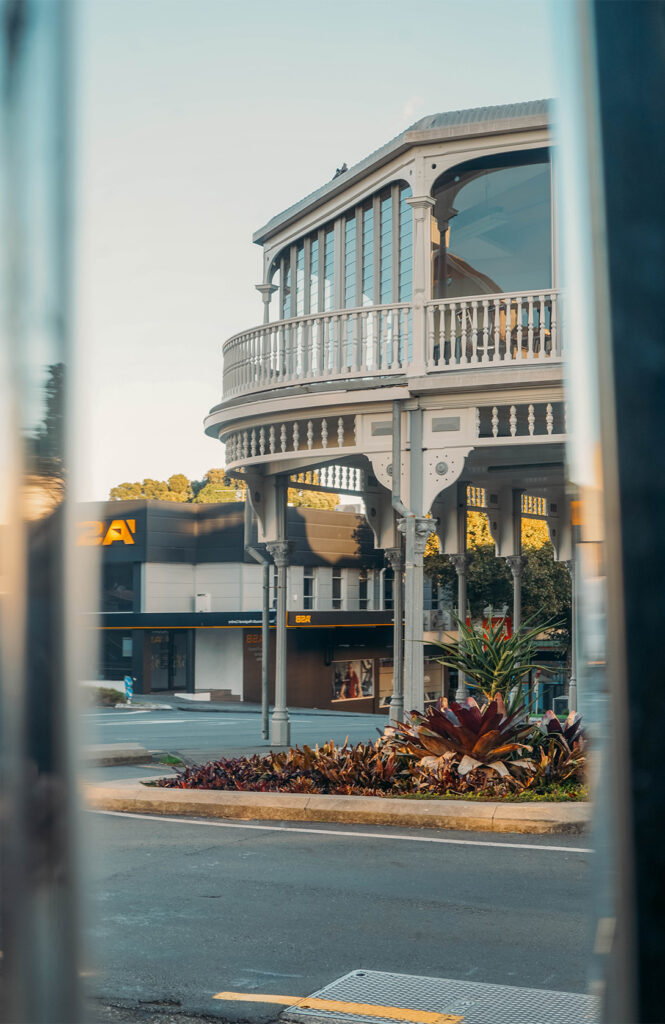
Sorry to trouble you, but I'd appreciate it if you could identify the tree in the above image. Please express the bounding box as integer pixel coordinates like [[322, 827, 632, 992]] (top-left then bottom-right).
[[110, 469, 340, 510], [424, 510, 570, 628]]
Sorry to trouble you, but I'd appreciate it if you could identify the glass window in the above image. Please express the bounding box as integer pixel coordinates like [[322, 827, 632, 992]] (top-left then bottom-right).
[[282, 257, 292, 318], [431, 149, 551, 299], [295, 243, 305, 316], [102, 564, 135, 612], [332, 567, 342, 610], [304, 567, 315, 610], [380, 192, 392, 303], [323, 227, 335, 311], [344, 213, 356, 308], [310, 237, 319, 314], [359, 568, 369, 610], [100, 631, 133, 681], [399, 185, 413, 302], [362, 204, 374, 306]]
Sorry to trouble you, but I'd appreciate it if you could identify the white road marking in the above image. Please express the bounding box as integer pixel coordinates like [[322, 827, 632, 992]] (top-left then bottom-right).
[[98, 719, 190, 726], [90, 810, 592, 853]]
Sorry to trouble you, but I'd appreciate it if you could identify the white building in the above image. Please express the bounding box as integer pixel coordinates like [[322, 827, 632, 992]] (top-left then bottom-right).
[[205, 101, 572, 743]]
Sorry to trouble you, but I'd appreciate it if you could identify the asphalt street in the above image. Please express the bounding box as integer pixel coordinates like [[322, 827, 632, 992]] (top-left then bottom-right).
[[85, 810, 592, 1022], [82, 705, 390, 761]]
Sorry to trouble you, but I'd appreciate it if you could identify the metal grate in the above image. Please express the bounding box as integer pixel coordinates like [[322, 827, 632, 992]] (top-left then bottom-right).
[[281, 970, 600, 1024]]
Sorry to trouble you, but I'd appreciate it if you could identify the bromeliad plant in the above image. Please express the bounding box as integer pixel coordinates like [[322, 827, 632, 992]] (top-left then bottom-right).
[[430, 609, 560, 712], [530, 709, 586, 784], [384, 694, 535, 788]]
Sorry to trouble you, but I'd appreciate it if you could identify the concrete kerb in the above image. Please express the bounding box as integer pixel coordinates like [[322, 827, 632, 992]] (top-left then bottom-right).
[[84, 777, 592, 834]]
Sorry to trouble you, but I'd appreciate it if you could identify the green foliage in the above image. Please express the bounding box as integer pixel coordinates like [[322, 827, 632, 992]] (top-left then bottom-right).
[[430, 611, 559, 711], [110, 469, 340, 510], [424, 541, 571, 629], [84, 686, 126, 707]]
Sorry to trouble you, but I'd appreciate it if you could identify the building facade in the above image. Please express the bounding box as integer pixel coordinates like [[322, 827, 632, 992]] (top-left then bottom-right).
[[85, 500, 451, 712], [204, 100, 573, 743]]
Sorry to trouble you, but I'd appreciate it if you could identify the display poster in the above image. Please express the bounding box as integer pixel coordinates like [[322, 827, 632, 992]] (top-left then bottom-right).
[[331, 659, 373, 701]]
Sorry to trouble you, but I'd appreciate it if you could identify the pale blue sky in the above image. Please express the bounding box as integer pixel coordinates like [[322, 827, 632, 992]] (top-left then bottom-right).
[[77, 0, 555, 500]]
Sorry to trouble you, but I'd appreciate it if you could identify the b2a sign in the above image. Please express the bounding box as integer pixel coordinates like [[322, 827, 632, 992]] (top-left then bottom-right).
[[77, 519, 137, 546]]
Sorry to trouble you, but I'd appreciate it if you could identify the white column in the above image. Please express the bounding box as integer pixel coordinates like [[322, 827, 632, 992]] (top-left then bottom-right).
[[255, 282, 278, 325], [265, 537, 293, 747], [400, 516, 436, 714], [384, 545, 404, 723], [450, 553, 472, 700], [566, 558, 578, 711], [505, 555, 527, 632], [405, 195, 435, 374]]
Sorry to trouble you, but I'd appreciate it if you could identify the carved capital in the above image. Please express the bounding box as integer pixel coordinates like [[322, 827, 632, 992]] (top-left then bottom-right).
[[449, 553, 472, 577], [505, 555, 527, 581], [255, 282, 278, 301], [266, 540, 293, 568], [396, 516, 436, 556], [384, 546, 404, 573]]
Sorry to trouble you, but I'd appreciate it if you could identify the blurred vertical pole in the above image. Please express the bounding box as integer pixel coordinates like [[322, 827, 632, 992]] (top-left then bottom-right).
[[0, 2, 83, 1022], [554, 1, 665, 1021]]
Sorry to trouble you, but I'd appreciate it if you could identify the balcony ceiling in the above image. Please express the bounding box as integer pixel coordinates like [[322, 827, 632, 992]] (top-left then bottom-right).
[[253, 99, 552, 246]]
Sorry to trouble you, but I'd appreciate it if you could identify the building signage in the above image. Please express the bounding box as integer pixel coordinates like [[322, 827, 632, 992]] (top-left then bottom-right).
[[287, 611, 393, 627], [77, 519, 137, 546]]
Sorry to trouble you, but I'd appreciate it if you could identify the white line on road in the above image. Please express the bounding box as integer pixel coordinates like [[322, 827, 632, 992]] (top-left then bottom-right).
[[91, 810, 592, 854], [97, 719, 191, 726]]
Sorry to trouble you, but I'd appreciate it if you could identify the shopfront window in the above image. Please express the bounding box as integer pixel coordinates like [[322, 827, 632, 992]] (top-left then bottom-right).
[[431, 149, 551, 299]]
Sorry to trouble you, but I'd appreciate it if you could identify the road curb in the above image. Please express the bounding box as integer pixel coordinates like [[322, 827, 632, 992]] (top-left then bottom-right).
[[84, 778, 591, 834], [82, 744, 151, 766]]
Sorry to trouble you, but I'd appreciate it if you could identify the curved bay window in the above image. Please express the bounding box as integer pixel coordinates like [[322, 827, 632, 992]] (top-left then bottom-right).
[[431, 149, 551, 300]]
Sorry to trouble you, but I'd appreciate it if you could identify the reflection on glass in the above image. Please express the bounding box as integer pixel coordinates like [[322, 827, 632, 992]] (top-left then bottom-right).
[[323, 227, 334, 311], [398, 185, 412, 302], [344, 213, 356, 308], [431, 150, 551, 299], [362, 204, 374, 305], [379, 193, 392, 303]]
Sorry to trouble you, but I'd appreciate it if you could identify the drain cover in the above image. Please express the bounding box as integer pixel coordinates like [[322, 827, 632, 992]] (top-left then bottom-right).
[[281, 970, 600, 1024]]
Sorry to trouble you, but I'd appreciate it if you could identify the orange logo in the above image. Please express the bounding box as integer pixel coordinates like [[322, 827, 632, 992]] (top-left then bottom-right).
[[77, 519, 136, 546]]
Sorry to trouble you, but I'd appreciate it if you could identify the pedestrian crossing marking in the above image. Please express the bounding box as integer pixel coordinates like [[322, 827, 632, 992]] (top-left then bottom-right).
[[213, 991, 463, 1023]]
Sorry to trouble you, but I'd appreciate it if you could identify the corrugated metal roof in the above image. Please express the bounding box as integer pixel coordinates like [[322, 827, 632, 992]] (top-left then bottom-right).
[[254, 99, 551, 247]]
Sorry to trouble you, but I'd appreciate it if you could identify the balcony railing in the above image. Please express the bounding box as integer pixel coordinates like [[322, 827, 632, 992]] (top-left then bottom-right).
[[221, 290, 560, 401]]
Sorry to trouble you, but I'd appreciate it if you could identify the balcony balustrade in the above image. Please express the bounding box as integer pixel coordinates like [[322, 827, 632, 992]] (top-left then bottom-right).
[[221, 289, 560, 402]]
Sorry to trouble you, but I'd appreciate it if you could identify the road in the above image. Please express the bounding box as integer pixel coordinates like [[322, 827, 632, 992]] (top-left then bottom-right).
[[85, 810, 592, 1022], [82, 705, 389, 761]]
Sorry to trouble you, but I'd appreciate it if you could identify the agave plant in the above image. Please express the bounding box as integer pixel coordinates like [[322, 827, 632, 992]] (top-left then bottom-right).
[[530, 709, 586, 784], [429, 609, 560, 711], [385, 694, 535, 784]]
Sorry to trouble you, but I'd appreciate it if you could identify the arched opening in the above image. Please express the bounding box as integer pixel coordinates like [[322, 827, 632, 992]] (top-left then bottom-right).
[[431, 149, 552, 300]]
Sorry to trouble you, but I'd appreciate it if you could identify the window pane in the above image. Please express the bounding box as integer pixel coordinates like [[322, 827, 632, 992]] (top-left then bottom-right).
[[295, 243, 304, 316], [282, 257, 291, 318], [323, 228, 335, 311], [102, 564, 135, 612], [431, 150, 551, 299], [399, 185, 412, 302], [310, 237, 319, 314], [380, 193, 392, 303], [362, 205, 374, 306], [344, 214, 356, 308]]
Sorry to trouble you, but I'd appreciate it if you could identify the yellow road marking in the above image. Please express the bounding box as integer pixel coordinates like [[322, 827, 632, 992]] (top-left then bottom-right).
[[213, 991, 463, 1023]]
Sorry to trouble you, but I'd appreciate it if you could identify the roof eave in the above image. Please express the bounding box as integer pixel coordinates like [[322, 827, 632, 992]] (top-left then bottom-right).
[[252, 111, 550, 248]]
